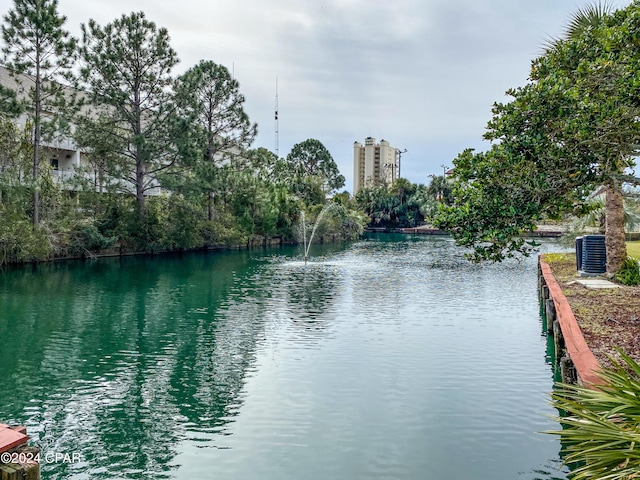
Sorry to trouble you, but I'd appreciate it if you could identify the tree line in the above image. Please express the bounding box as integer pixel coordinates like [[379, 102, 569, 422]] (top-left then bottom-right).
[[0, 0, 379, 263], [0, 0, 488, 265]]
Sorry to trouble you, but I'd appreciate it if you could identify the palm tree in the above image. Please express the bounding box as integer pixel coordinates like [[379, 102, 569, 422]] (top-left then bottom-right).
[[564, 2, 614, 36], [426, 175, 453, 205], [546, 1, 628, 273], [570, 186, 640, 232], [543, 1, 614, 52]]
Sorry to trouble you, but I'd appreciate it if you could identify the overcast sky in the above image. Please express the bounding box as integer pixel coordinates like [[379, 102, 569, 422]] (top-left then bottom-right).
[[2, 0, 633, 191]]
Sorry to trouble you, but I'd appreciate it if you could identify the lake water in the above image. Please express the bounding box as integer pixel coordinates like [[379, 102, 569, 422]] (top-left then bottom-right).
[[0, 234, 569, 479]]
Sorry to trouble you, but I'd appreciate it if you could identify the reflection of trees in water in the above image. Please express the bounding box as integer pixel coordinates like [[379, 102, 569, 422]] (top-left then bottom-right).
[[0, 252, 272, 479], [272, 266, 341, 338], [171, 283, 270, 435]]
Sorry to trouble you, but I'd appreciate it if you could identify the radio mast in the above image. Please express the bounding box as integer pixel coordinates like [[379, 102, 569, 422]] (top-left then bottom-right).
[[275, 78, 279, 157]]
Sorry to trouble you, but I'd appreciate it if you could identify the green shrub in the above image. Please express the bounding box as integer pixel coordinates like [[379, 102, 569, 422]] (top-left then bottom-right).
[[67, 222, 118, 254], [0, 205, 51, 263], [614, 256, 640, 285], [548, 350, 640, 480]]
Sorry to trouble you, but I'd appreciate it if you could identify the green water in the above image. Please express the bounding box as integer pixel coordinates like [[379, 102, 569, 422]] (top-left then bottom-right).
[[0, 236, 568, 479]]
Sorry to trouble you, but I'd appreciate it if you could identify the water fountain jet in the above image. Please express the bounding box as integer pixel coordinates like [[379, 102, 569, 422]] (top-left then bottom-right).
[[300, 203, 337, 264]]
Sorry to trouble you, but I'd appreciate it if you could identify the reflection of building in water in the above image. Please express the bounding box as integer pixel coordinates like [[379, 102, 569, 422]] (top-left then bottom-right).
[[353, 137, 399, 194]]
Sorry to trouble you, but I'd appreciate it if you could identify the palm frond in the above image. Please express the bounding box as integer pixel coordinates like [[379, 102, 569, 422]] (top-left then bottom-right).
[[564, 1, 614, 40], [543, 1, 614, 53], [547, 349, 640, 479]]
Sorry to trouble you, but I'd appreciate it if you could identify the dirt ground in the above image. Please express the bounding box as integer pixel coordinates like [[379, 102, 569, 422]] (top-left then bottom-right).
[[544, 254, 640, 368]]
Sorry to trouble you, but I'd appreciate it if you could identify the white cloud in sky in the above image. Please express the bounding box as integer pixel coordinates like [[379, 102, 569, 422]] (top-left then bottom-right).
[[2, 0, 633, 191]]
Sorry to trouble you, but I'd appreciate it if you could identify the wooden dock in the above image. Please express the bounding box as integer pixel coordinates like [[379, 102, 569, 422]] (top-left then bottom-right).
[[0, 424, 28, 454]]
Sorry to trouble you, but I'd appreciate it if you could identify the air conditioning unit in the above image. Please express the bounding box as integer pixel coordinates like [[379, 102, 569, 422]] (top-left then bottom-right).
[[579, 234, 606, 276], [575, 236, 584, 271]]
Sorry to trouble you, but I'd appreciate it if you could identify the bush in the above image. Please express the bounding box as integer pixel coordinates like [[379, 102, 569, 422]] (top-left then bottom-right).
[[548, 350, 640, 480], [0, 205, 51, 263], [614, 256, 640, 286], [67, 222, 118, 254]]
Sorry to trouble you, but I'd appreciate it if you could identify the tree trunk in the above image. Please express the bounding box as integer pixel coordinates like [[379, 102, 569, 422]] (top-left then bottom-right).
[[33, 61, 41, 226], [605, 184, 626, 274], [207, 114, 214, 222], [136, 161, 145, 223], [134, 91, 145, 223]]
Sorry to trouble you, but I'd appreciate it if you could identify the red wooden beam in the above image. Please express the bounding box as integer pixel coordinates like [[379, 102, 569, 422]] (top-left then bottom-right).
[[0, 425, 29, 455], [540, 259, 603, 387]]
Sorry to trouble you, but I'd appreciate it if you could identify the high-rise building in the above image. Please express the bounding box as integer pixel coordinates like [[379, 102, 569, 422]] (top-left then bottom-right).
[[353, 137, 398, 194]]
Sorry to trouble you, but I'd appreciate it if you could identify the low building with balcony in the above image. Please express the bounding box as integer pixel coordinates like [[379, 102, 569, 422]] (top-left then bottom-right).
[[0, 65, 163, 196]]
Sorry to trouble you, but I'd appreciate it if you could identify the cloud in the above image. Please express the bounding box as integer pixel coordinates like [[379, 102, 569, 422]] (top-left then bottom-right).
[[26, 0, 636, 191]]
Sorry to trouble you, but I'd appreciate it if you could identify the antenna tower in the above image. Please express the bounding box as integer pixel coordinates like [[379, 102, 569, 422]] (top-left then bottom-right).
[[275, 78, 279, 156]]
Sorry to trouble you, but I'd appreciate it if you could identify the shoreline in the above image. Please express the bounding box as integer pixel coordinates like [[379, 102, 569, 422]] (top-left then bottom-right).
[[366, 225, 565, 237], [539, 256, 603, 386]]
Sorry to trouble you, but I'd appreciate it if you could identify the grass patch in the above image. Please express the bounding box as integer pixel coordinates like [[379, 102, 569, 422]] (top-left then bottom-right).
[[544, 249, 640, 369], [543, 252, 573, 264], [542, 252, 576, 282], [627, 241, 640, 258]]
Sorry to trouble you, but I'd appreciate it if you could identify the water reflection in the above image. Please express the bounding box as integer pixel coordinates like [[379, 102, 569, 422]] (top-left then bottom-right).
[[0, 251, 272, 478], [0, 238, 571, 479], [274, 262, 342, 343]]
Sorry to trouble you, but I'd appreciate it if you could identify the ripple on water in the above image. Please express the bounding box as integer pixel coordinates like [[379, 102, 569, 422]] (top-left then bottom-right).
[[0, 237, 569, 480]]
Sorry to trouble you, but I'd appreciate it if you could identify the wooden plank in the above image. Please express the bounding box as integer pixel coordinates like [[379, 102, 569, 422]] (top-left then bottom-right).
[[540, 259, 604, 387], [0, 463, 19, 480], [0, 427, 29, 455]]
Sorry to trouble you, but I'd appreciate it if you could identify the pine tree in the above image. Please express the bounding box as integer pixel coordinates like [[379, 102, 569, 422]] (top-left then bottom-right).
[[77, 11, 179, 223], [174, 61, 257, 221], [1, 0, 76, 225]]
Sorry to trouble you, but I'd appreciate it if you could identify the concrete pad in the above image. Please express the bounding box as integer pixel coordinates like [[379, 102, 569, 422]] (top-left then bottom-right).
[[575, 279, 620, 289]]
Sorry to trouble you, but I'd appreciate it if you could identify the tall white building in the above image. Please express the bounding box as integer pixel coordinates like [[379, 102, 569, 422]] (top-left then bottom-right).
[[353, 137, 398, 194]]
